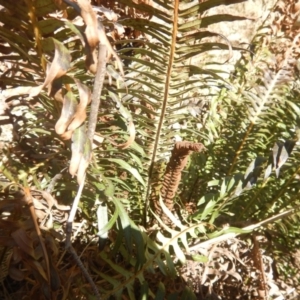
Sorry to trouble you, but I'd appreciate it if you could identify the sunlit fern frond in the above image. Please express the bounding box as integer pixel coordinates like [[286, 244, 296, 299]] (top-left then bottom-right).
[[103, 0, 250, 225]]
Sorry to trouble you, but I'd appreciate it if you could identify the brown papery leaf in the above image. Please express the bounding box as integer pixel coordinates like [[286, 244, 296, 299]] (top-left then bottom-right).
[[67, 107, 86, 132], [97, 21, 124, 76], [67, 79, 91, 132], [61, 129, 74, 140], [28, 260, 49, 282], [85, 19, 124, 75], [49, 77, 64, 102], [29, 38, 71, 98], [11, 228, 36, 259], [76, 0, 123, 75], [77, 0, 99, 49], [74, 78, 92, 105], [8, 266, 25, 281], [41, 191, 70, 211], [85, 46, 98, 74], [76, 138, 92, 184], [55, 91, 78, 135], [69, 124, 87, 176]]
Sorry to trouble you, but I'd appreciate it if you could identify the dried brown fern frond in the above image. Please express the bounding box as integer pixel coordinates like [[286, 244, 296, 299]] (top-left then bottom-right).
[[152, 141, 205, 225]]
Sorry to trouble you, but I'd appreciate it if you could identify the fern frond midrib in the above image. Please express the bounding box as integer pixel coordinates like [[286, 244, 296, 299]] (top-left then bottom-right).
[[144, 0, 180, 215]]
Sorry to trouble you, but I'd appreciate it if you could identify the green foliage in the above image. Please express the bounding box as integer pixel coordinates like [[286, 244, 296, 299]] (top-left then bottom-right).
[[1, 0, 300, 298]]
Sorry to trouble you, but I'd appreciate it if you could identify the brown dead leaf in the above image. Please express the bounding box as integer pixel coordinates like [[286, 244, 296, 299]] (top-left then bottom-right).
[[85, 47, 98, 74], [67, 79, 91, 132], [61, 129, 74, 140], [78, 0, 99, 49], [76, 138, 92, 184], [30, 260, 49, 282], [55, 91, 78, 135], [41, 191, 70, 211], [84, 19, 124, 75], [49, 77, 64, 102], [97, 21, 124, 76], [8, 266, 25, 281], [29, 38, 71, 98], [69, 124, 86, 176], [73, 1, 123, 75], [74, 78, 92, 105], [11, 228, 36, 259]]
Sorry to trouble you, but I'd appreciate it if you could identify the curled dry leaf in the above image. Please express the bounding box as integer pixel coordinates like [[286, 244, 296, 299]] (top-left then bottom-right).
[[97, 20, 124, 76], [29, 38, 71, 98], [11, 228, 36, 259], [77, 0, 99, 50], [76, 138, 92, 184], [49, 77, 64, 102], [62, 0, 123, 75], [61, 129, 74, 140], [67, 79, 91, 132], [55, 90, 78, 135], [74, 78, 92, 106], [69, 124, 86, 176], [8, 266, 25, 281], [41, 191, 70, 211], [85, 46, 98, 74]]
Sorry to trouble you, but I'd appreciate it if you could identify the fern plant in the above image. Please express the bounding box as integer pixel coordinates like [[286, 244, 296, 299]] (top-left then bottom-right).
[[1, 0, 300, 299]]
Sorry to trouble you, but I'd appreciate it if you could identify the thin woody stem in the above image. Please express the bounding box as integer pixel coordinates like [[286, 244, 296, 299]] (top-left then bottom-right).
[[66, 44, 107, 300], [87, 44, 107, 141]]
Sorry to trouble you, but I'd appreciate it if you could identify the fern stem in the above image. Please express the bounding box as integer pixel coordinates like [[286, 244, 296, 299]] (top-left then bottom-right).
[[144, 0, 180, 225]]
